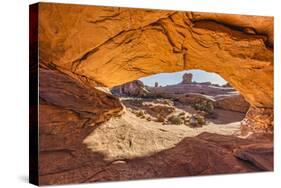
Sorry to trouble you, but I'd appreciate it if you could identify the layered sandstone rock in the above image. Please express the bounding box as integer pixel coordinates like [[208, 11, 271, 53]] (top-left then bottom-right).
[[36, 3, 274, 185], [233, 143, 273, 171], [150, 82, 237, 98], [39, 66, 123, 184], [40, 131, 273, 185], [39, 3, 273, 110], [38, 3, 273, 130], [176, 93, 214, 105], [111, 80, 150, 97], [148, 79, 250, 113], [243, 107, 274, 132], [215, 95, 250, 113]]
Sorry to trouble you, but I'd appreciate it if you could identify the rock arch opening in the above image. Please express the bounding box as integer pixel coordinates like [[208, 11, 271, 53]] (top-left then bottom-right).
[[83, 70, 251, 160], [111, 69, 250, 123], [39, 4, 273, 132]]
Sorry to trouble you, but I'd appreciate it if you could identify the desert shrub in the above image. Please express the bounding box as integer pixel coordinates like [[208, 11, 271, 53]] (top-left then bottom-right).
[[205, 101, 214, 113], [168, 115, 182, 125], [136, 110, 145, 117], [196, 115, 206, 125], [192, 103, 200, 110], [192, 101, 214, 114], [146, 117, 152, 121]]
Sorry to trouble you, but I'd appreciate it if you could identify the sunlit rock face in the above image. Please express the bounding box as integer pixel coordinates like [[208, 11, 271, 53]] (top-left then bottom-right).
[[243, 107, 274, 133], [111, 80, 150, 97], [215, 95, 250, 113], [38, 3, 273, 131], [39, 3, 273, 110]]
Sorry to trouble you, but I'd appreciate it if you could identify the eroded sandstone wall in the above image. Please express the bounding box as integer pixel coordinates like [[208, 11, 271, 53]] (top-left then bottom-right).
[[38, 2, 273, 138], [39, 65, 123, 184], [39, 3, 273, 110]]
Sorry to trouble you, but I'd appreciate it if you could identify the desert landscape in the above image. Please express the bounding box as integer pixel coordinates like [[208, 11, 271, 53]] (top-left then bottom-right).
[[85, 72, 251, 160], [31, 3, 273, 185]]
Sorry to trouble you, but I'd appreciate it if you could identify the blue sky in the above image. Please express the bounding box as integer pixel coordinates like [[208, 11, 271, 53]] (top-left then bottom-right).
[[140, 69, 227, 87]]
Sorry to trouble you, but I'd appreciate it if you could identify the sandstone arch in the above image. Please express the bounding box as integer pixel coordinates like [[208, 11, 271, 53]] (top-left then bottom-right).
[[39, 3, 273, 129], [35, 3, 274, 185]]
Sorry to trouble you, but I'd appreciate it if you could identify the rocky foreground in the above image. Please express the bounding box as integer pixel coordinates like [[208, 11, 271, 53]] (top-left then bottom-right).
[[38, 67, 273, 185]]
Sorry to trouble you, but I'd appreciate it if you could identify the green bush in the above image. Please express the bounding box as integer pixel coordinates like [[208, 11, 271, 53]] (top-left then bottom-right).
[[205, 101, 214, 114], [192, 101, 214, 114], [196, 115, 206, 125], [136, 110, 145, 117], [168, 115, 182, 125]]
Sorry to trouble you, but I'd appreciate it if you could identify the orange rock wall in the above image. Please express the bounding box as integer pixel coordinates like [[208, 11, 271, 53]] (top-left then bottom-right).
[[39, 3, 273, 109]]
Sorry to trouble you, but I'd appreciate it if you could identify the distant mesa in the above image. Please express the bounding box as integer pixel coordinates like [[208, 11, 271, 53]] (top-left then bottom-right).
[[200, 82, 212, 86]]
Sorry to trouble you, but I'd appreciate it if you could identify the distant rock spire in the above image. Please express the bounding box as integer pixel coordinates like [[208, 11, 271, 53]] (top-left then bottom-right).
[[182, 73, 193, 84], [155, 82, 159, 87]]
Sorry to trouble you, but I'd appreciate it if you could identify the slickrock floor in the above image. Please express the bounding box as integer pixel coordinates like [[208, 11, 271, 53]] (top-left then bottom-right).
[[84, 108, 242, 161]]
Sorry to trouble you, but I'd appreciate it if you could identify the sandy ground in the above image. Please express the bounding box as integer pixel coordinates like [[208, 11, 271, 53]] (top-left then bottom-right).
[[83, 107, 242, 161]]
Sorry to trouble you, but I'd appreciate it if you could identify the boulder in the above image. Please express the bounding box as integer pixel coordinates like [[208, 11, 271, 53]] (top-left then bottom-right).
[[243, 107, 274, 132], [215, 95, 250, 113], [233, 143, 273, 171], [176, 93, 214, 105], [111, 80, 150, 97]]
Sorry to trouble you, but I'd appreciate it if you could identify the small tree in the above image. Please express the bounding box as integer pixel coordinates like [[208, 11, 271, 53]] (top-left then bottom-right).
[[205, 101, 214, 114]]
